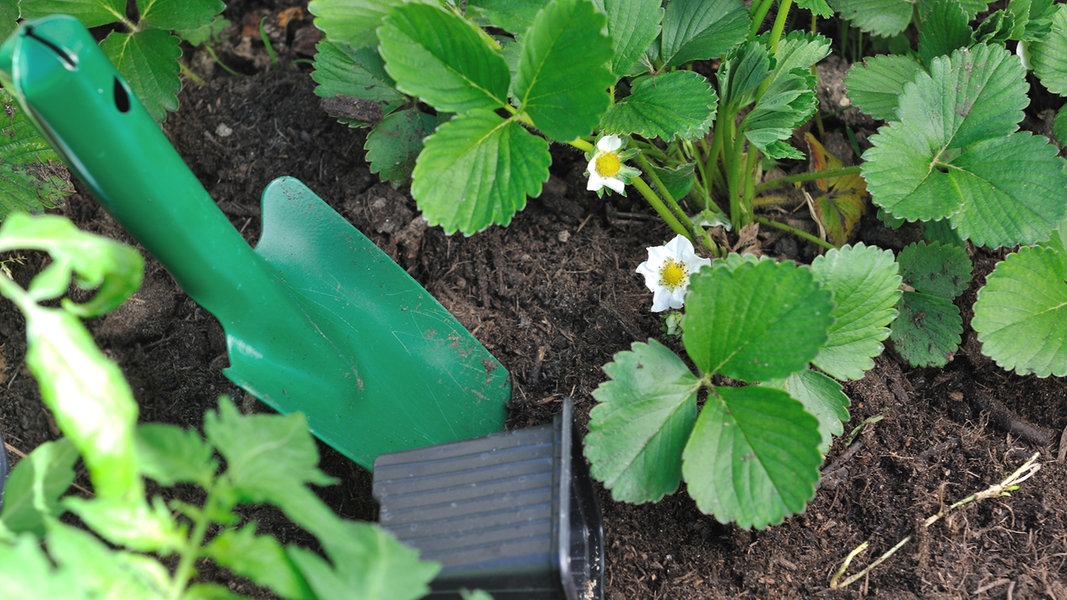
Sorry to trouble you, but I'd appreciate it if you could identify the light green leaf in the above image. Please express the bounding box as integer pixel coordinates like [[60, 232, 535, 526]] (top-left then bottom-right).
[[1054, 103, 1067, 147], [287, 520, 438, 600], [20, 0, 125, 28], [513, 0, 614, 141], [659, 0, 749, 67], [742, 68, 817, 160], [973, 244, 1067, 377], [365, 109, 446, 186], [600, 71, 716, 141], [47, 522, 170, 599], [311, 41, 406, 113], [0, 214, 143, 318], [844, 54, 923, 121], [468, 0, 549, 33], [0, 90, 73, 218], [897, 241, 971, 299], [307, 0, 415, 48], [767, 31, 832, 78], [768, 369, 850, 455], [204, 525, 314, 600], [918, 0, 973, 66], [598, 0, 662, 77], [136, 0, 224, 31], [585, 340, 700, 503], [379, 3, 510, 113], [829, 0, 913, 37], [682, 385, 822, 529], [100, 29, 182, 122], [0, 1, 18, 39], [684, 258, 834, 382], [890, 291, 962, 367], [411, 110, 550, 234], [64, 496, 183, 554], [862, 44, 1067, 247], [0, 535, 81, 598], [0, 439, 77, 537], [811, 243, 902, 381], [204, 398, 335, 505], [135, 423, 217, 487], [1030, 5, 1067, 94]]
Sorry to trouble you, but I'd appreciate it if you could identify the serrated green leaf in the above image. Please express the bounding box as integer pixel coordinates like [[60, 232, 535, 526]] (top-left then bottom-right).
[[100, 29, 182, 122], [601, 71, 716, 141], [411, 110, 550, 234], [717, 41, 771, 112], [311, 41, 405, 113], [135, 423, 217, 487], [742, 68, 817, 160], [898, 241, 971, 299], [766, 31, 832, 78], [973, 244, 1067, 377], [0, 2, 18, 48], [0, 439, 77, 537], [829, 0, 913, 37], [1054, 103, 1067, 147], [660, 0, 749, 67], [811, 243, 902, 381], [0, 90, 73, 218], [773, 369, 850, 455], [845, 54, 923, 121], [204, 525, 314, 600], [513, 0, 613, 141], [365, 109, 445, 186], [918, 0, 973, 66], [379, 4, 510, 113], [890, 290, 962, 367], [287, 520, 438, 600], [308, 0, 415, 48], [862, 44, 1067, 247], [684, 259, 834, 381], [137, 0, 224, 30], [204, 398, 335, 505], [682, 385, 821, 529], [64, 496, 183, 553], [585, 340, 699, 503], [468, 0, 549, 33], [176, 15, 230, 47], [1030, 4, 1067, 94], [797, 0, 833, 17], [597, 0, 662, 77], [20, 0, 125, 28]]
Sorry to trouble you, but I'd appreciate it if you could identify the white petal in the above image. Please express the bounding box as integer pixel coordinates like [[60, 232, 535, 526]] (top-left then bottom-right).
[[635, 260, 659, 291], [603, 176, 626, 194], [597, 135, 622, 152], [587, 171, 607, 191], [650, 288, 672, 312]]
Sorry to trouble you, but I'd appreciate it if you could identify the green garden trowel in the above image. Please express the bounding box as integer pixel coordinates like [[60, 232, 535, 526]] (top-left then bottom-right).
[[0, 15, 510, 470]]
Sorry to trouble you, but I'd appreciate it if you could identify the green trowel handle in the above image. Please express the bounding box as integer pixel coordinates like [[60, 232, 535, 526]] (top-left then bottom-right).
[[0, 16, 264, 324]]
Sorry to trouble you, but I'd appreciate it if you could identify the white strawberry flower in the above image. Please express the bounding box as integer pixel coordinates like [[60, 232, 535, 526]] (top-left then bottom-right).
[[586, 135, 639, 196], [635, 234, 711, 312]]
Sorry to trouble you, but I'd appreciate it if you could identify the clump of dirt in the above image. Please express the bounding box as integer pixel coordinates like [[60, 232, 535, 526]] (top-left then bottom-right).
[[2, 3, 1066, 598]]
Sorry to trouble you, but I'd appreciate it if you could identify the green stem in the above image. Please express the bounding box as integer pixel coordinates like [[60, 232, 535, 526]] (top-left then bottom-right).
[[753, 165, 862, 194], [754, 215, 834, 250], [631, 176, 692, 242], [767, 0, 794, 54], [634, 153, 694, 234], [169, 496, 215, 599], [178, 62, 205, 86], [748, 0, 776, 37], [742, 144, 759, 215]]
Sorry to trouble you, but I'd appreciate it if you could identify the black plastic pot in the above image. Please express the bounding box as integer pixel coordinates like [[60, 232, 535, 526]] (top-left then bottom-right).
[[372, 398, 603, 600]]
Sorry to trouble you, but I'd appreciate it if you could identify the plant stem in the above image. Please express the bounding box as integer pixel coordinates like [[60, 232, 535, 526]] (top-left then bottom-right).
[[630, 176, 692, 242], [767, 0, 794, 54], [169, 496, 216, 599], [754, 215, 834, 250], [754, 165, 862, 194], [178, 62, 206, 86], [748, 0, 776, 38], [634, 153, 696, 235]]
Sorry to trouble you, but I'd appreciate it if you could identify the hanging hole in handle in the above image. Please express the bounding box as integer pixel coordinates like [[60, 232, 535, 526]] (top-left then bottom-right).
[[113, 77, 130, 113]]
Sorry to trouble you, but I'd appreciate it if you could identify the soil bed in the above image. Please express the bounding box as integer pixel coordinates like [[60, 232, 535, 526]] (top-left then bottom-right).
[[2, 3, 1066, 598]]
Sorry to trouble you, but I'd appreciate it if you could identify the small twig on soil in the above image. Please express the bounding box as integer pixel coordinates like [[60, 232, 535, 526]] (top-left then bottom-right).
[[817, 440, 863, 490], [971, 392, 1055, 446], [829, 452, 1043, 590], [1058, 424, 1067, 463]]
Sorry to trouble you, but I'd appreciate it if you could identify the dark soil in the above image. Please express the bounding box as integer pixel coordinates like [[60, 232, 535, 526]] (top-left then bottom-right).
[[3, 3, 1067, 599]]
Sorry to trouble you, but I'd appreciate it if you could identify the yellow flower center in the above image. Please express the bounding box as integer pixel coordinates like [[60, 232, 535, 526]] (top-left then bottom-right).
[[659, 258, 688, 289], [595, 152, 622, 177]]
